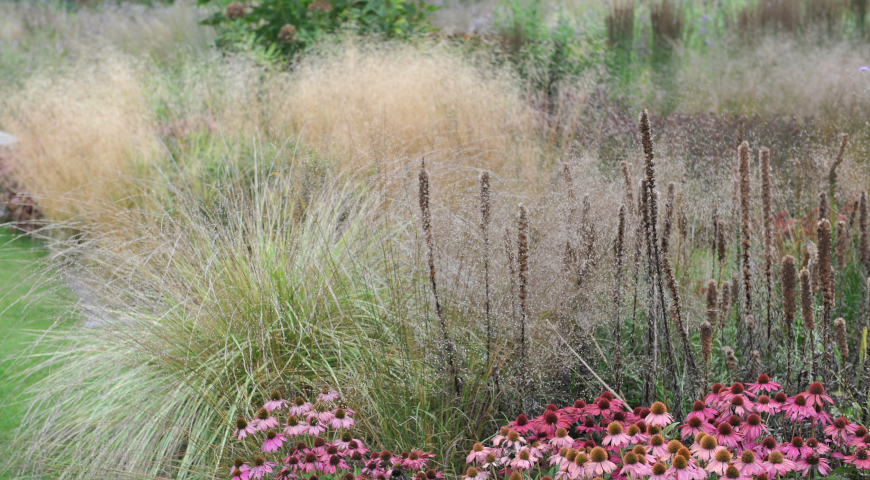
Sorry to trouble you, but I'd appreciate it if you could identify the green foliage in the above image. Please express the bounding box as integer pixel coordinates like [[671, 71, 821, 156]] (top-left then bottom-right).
[[199, 0, 437, 56]]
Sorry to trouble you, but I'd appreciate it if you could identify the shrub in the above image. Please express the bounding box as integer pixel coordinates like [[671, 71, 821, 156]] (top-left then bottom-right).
[[200, 0, 437, 56]]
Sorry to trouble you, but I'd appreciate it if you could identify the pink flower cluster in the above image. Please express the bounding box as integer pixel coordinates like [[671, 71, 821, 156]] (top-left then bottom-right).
[[465, 375, 870, 479], [230, 386, 443, 480]]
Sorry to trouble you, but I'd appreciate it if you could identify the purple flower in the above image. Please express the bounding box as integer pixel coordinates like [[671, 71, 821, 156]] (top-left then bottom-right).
[[861, 66, 869, 72]]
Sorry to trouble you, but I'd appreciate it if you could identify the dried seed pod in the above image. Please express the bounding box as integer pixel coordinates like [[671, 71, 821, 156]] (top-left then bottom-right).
[[834, 318, 848, 357], [819, 192, 829, 224], [800, 268, 815, 331], [818, 220, 834, 309], [717, 219, 727, 265], [706, 280, 718, 325], [719, 280, 732, 329], [783, 256, 796, 327], [738, 141, 752, 316], [700, 321, 713, 364]]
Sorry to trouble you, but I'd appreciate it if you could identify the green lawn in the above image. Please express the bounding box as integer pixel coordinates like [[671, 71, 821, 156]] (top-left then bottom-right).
[[0, 227, 64, 463]]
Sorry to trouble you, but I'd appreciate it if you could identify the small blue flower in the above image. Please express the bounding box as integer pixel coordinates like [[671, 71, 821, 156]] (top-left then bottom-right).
[[861, 66, 869, 72]]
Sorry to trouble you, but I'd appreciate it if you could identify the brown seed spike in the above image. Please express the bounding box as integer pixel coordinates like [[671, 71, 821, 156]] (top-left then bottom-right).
[[818, 220, 834, 309], [621, 161, 635, 214], [706, 280, 718, 325], [836, 220, 847, 269], [819, 192, 829, 226], [717, 219, 727, 264], [800, 268, 815, 331], [783, 256, 796, 326], [517, 205, 530, 404], [718, 280, 731, 329], [834, 318, 848, 357], [700, 321, 713, 364]]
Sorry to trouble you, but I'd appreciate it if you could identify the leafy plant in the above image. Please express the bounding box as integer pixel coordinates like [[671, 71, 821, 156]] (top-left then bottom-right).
[[199, 0, 437, 56]]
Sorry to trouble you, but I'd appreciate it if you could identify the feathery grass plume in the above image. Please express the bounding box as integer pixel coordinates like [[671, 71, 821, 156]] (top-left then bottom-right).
[[818, 192, 829, 227], [834, 317, 848, 358], [782, 255, 797, 393], [761, 147, 773, 347], [861, 192, 869, 273], [614, 204, 627, 393], [640, 178, 657, 405], [563, 162, 577, 223], [419, 160, 458, 394], [836, 220, 847, 269], [580, 194, 597, 272], [639, 109, 683, 412], [621, 161, 635, 214], [800, 268, 817, 379], [517, 204, 530, 409], [828, 133, 849, 215], [480, 171, 492, 371], [719, 280, 732, 330], [818, 219, 834, 381]]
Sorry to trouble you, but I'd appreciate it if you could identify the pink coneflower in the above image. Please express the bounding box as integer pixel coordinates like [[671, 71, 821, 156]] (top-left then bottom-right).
[[850, 426, 870, 446], [303, 417, 326, 436], [720, 464, 751, 480], [289, 396, 312, 416], [602, 421, 631, 448], [467, 443, 490, 464], [714, 422, 742, 449], [261, 431, 287, 452], [740, 414, 767, 441], [231, 468, 252, 480], [585, 447, 617, 476], [538, 410, 572, 438], [667, 454, 706, 480], [263, 390, 289, 411], [585, 398, 615, 418], [648, 434, 669, 459], [762, 450, 796, 476], [248, 457, 276, 479], [282, 455, 300, 474], [624, 423, 649, 446], [846, 448, 870, 470], [317, 385, 340, 402], [620, 452, 652, 479], [735, 449, 765, 476], [783, 394, 815, 422], [805, 437, 830, 456], [234, 417, 257, 440], [796, 453, 830, 476], [721, 382, 756, 403], [575, 417, 603, 435], [283, 415, 307, 437], [754, 395, 777, 414], [509, 448, 537, 470], [728, 395, 754, 416], [230, 458, 251, 476], [551, 427, 575, 449], [329, 408, 355, 429], [645, 402, 674, 427], [320, 454, 349, 474], [564, 451, 587, 479], [508, 414, 536, 435], [251, 408, 279, 431], [463, 466, 487, 480], [680, 415, 715, 439], [502, 429, 527, 450], [692, 433, 722, 461], [781, 436, 813, 460], [704, 383, 726, 407], [756, 436, 778, 457], [481, 452, 502, 470], [747, 374, 781, 394], [769, 392, 787, 411], [492, 426, 511, 446], [824, 416, 855, 445], [804, 382, 833, 407], [705, 448, 733, 475], [687, 400, 718, 422], [648, 462, 670, 480], [811, 403, 833, 427]]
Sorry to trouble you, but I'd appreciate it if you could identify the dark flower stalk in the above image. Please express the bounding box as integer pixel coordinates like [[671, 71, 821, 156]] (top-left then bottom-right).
[[818, 219, 834, 383], [640, 179, 657, 406], [480, 171, 492, 372], [738, 141, 753, 359], [760, 147, 772, 349], [418, 160, 458, 394], [517, 205, 530, 409], [782, 255, 796, 393], [614, 204, 626, 394]]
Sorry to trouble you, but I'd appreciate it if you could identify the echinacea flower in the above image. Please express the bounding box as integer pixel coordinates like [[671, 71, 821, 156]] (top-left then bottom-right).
[[721, 464, 750, 480], [803, 382, 833, 407], [585, 398, 615, 418], [537, 410, 572, 438], [849, 427, 870, 447], [289, 396, 312, 416], [551, 427, 575, 449], [319, 454, 349, 474], [645, 402, 674, 427], [467, 443, 490, 464], [566, 451, 588, 479], [705, 448, 733, 475], [648, 461, 670, 480], [805, 437, 830, 456], [714, 422, 742, 449], [263, 390, 288, 411], [648, 434, 669, 459], [234, 417, 257, 440], [304, 417, 327, 436], [602, 421, 631, 448], [691, 433, 722, 461], [284, 415, 308, 437], [754, 395, 777, 414], [619, 451, 652, 479], [824, 416, 856, 445], [329, 408, 355, 429], [251, 408, 279, 431], [317, 385, 340, 402], [575, 417, 603, 435], [762, 450, 796, 476], [261, 431, 287, 452], [740, 413, 767, 441], [747, 374, 781, 394], [249, 456, 277, 479], [585, 447, 617, 476], [509, 448, 536, 470], [704, 383, 726, 407], [680, 415, 714, 439], [230, 458, 251, 476], [666, 453, 706, 480], [624, 423, 649, 445], [735, 449, 765, 476], [463, 466, 487, 480], [845, 448, 870, 470], [231, 468, 252, 480], [728, 395, 754, 416], [502, 429, 527, 450], [781, 436, 813, 460], [508, 414, 536, 435], [782, 394, 815, 422], [686, 400, 718, 422], [796, 453, 830, 476]]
